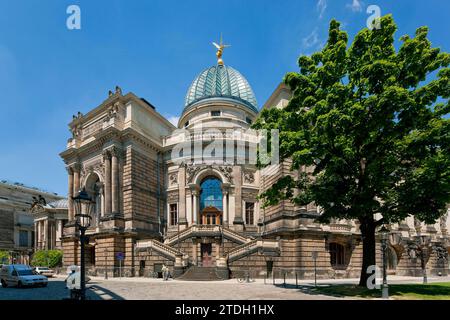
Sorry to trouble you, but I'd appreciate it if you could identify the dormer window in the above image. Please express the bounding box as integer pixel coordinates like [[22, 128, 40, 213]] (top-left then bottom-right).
[[211, 110, 221, 117]]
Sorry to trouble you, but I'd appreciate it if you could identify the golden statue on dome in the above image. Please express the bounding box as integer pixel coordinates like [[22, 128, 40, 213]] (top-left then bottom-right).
[[212, 34, 231, 66]]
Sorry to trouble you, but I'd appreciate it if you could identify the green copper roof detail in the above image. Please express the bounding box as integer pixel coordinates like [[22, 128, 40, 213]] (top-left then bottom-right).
[[184, 65, 258, 113]]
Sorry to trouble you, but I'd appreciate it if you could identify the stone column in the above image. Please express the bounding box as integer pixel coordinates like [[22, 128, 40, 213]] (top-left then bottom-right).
[[73, 164, 81, 196], [178, 166, 187, 225], [34, 222, 38, 250], [221, 183, 230, 226], [67, 167, 74, 221], [103, 150, 112, 215], [44, 219, 48, 250], [186, 192, 192, 225], [111, 147, 119, 214], [192, 190, 198, 225], [37, 221, 41, 249], [233, 166, 244, 225]]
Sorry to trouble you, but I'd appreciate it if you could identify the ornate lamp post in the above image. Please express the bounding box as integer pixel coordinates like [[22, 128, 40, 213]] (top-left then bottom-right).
[[379, 226, 389, 299], [416, 235, 431, 284], [73, 187, 94, 300]]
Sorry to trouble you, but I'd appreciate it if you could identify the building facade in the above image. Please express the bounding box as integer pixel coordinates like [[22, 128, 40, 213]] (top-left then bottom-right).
[[59, 49, 450, 279], [0, 180, 64, 264]]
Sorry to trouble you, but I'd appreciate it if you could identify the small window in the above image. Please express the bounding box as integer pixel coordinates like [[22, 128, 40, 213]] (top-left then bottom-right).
[[184, 121, 189, 127], [170, 203, 178, 226], [19, 230, 28, 247], [211, 110, 221, 117], [245, 202, 255, 225], [245, 117, 252, 124]]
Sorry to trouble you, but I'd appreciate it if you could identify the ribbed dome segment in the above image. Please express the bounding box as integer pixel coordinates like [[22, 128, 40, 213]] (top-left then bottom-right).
[[184, 65, 258, 113]]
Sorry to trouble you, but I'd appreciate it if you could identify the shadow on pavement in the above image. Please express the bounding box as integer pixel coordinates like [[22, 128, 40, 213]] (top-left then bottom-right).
[[0, 279, 125, 300]]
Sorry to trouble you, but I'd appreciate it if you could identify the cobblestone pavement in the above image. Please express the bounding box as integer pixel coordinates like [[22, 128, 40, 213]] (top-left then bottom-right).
[[1, 276, 449, 300]]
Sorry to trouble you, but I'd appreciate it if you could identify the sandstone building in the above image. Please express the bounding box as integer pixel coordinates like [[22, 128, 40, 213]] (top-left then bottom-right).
[[0, 180, 64, 264], [59, 47, 450, 279]]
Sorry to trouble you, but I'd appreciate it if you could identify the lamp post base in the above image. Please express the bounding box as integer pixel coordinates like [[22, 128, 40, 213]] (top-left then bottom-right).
[[382, 284, 389, 299]]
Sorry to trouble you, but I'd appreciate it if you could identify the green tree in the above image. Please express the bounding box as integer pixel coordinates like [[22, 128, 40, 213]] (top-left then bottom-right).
[[31, 250, 63, 268], [0, 250, 9, 264], [253, 15, 450, 286]]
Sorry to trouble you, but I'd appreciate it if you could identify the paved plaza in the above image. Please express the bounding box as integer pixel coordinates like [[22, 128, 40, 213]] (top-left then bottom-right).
[[1, 275, 450, 300]]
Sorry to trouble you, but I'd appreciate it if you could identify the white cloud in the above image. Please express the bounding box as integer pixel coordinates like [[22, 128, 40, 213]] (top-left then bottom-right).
[[347, 0, 363, 12], [317, 0, 327, 19], [302, 29, 320, 49], [167, 115, 180, 127]]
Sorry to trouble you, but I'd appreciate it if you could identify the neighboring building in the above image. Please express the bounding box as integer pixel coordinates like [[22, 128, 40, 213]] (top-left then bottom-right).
[[0, 180, 63, 264], [30, 198, 68, 251], [59, 45, 450, 279]]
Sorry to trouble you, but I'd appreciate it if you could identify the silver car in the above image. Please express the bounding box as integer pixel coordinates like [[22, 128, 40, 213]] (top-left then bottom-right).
[[0, 264, 48, 288]]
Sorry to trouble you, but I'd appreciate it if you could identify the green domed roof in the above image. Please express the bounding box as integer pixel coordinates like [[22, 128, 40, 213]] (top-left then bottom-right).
[[184, 65, 258, 113]]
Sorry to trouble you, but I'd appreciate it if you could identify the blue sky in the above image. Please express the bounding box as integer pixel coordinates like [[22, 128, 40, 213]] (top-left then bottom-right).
[[0, 0, 449, 196]]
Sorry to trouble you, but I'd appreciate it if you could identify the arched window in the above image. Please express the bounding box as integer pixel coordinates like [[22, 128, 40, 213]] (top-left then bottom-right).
[[85, 174, 102, 226], [200, 177, 223, 211], [329, 243, 347, 270]]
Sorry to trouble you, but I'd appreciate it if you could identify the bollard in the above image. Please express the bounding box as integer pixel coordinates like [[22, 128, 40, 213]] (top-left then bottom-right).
[[272, 271, 275, 285], [296, 272, 298, 288], [283, 272, 286, 288]]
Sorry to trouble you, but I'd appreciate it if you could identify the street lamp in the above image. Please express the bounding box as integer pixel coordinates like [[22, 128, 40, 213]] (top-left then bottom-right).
[[416, 235, 431, 284], [379, 225, 389, 299], [73, 187, 94, 300]]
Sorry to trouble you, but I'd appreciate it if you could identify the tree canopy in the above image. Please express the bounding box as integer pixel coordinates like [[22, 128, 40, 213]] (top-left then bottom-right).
[[253, 15, 450, 285]]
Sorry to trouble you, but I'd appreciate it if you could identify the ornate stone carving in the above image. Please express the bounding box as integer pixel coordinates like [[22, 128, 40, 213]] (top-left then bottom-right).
[[186, 165, 201, 183], [432, 244, 448, 263], [414, 217, 422, 232], [110, 146, 120, 158], [218, 166, 233, 184], [169, 172, 178, 186], [70, 124, 82, 139], [440, 215, 448, 234], [102, 149, 111, 160], [244, 171, 255, 184], [185, 163, 233, 184]]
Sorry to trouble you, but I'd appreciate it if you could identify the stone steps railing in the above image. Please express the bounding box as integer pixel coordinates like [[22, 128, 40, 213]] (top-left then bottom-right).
[[164, 225, 252, 246], [227, 239, 280, 263], [135, 239, 184, 261]]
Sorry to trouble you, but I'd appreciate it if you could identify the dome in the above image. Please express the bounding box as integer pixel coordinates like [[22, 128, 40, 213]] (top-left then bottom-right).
[[184, 65, 258, 113]]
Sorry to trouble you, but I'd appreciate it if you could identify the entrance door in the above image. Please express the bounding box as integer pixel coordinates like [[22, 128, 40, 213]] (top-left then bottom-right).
[[201, 243, 212, 267]]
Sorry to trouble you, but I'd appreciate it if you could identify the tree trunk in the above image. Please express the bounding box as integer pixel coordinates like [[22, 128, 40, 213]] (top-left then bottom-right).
[[358, 216, 377, 287]]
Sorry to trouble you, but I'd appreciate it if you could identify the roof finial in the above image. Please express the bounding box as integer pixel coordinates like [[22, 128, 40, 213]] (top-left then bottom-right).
[[212, 33, 231, 66]]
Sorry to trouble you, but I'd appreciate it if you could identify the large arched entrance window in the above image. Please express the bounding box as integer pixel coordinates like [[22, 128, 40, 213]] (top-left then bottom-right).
[[199, 177, 223, 225], [84, 173, 102, 227]]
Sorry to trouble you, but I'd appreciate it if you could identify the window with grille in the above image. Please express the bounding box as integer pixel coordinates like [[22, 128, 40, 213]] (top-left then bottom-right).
[[245, 202, 254, 225], [329, 243, 346, 269], [170, 203, 178, 226], [211, 110, 221, 117]]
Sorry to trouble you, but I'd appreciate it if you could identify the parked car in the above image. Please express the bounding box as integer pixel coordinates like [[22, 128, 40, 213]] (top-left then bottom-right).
[[0, 264, 48, 288], [33, 267, 55, 278]]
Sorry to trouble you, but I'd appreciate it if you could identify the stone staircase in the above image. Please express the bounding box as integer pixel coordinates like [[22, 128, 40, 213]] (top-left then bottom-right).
[[176, 266, 225, 281], [164, 225, 252, 246]]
